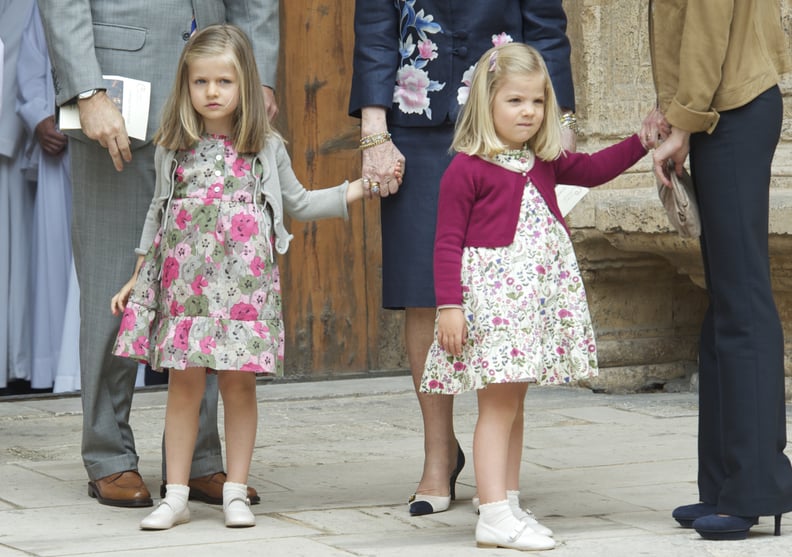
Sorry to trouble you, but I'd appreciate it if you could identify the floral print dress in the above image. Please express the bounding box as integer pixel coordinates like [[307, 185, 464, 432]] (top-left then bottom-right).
[[114, 135, 284, 375], [421, 150, 598, 394]]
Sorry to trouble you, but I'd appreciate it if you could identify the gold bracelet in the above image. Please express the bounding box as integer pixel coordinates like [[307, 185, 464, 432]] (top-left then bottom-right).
[[360, 131, 392, 150], [560, 112, 579, 134]]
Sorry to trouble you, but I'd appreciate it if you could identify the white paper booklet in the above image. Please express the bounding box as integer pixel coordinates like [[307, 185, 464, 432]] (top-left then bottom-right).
[[58, 75, 151, 141], [556, 184, 589, 217]]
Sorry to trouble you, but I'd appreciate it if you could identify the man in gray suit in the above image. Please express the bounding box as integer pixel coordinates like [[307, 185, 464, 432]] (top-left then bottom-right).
[[37, 0, 279, 507]]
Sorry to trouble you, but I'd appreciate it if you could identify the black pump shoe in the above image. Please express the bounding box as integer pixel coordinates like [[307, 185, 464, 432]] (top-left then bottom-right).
[[408, 443, 466, 516], [693, 513, 781, 540], [672, 502, 717, 528], [449, 443, 465, 501]]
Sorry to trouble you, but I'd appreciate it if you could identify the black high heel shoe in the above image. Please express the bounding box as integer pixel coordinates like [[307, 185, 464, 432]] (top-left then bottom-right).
[[693, 513, 782, 540], [408, 444, 466, 516], [449, 443, 465, 501], [672, 502, 717, 528]]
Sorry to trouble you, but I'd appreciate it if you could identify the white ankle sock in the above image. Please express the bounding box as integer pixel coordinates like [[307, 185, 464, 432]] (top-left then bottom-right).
[[507, 490, 531, 520], [163, 484, 189, 509], [223, 482, 248, 502], [223, 481, 254, 527], [478, 499, 523, 532]]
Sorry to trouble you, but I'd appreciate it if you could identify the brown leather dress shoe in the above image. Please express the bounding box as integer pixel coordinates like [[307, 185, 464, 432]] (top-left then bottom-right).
[[88, 470, 153, 507], [160, 472, 260, 505]]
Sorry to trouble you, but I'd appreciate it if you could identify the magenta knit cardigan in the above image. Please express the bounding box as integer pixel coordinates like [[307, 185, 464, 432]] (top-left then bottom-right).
[[434, 134, 647, 306]]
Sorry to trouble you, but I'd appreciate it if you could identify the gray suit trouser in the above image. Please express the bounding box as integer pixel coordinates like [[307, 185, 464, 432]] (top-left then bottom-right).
[[70, 139, 223, 481]]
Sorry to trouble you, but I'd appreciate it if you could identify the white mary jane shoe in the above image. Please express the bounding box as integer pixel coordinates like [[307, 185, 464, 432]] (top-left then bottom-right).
[[408, 493, 451, 516], [140, 500, 190, 530], [472, 495, 553, 537], [475, 518, 555, 551], [223, 482, 255, 527]]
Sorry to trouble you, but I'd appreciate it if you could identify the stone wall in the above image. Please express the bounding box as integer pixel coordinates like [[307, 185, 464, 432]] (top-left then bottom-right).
[[562, 1, 792, 394]]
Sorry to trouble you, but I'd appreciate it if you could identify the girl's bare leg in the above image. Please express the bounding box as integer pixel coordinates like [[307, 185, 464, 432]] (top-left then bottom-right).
[[506, 389, 527, 491], [474, 382, 529, 504], [164, 367, 207, 485], [218, 370, 258, 485]]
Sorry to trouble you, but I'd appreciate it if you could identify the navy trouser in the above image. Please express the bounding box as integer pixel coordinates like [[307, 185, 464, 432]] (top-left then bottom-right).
[[691, 86, 792, 516]]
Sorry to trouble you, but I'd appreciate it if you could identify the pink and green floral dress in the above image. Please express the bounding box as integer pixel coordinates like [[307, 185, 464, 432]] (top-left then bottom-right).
[[113, 135, 283, 375], [421, 150, 598, 394]]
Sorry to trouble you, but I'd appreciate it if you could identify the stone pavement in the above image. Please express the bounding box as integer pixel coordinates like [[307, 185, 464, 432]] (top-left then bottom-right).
[[1, 374, 790, 557]]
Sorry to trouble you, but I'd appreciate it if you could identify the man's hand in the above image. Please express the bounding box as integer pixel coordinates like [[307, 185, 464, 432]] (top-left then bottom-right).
[[78, 91, 132, 171]]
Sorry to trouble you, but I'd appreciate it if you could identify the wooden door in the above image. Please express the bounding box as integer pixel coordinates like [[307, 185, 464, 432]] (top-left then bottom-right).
[[276, 0, 388, 376]]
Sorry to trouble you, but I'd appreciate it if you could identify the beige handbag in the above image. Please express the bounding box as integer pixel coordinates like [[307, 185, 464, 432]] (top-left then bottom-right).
[[656, 161, 701, 238]]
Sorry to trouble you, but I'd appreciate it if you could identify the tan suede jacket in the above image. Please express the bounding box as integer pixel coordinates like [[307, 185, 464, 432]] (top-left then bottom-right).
[[649, 0, 791, 133]]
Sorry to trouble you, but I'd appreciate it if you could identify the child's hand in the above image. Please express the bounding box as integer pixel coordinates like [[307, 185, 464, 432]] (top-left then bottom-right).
[[437, 307, 467, 356], [392, 159, 404, 190], [361, 136, 405, 198], [361, 159, 405, 199], [110, 277, 136, 316]]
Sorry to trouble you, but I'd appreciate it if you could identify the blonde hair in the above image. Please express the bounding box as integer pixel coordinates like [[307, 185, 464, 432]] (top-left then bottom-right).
[[452, 42, 563, 161], [155, 24, 273, 153]]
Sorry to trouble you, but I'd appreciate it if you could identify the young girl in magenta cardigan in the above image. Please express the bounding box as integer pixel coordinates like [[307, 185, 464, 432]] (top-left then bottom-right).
[[421, 42, 650, 551]]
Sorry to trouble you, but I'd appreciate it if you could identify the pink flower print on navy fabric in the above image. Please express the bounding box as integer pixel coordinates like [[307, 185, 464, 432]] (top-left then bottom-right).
[[417, 38, 438, 61], [230, 213, 259, 242], [394, 66, 433, 116], [394, 1, 444, 118]]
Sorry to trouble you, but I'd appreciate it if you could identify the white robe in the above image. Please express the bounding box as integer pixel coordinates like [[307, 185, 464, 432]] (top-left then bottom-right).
[[0, 0, 35, 389], [16, 2, 81, 391]]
